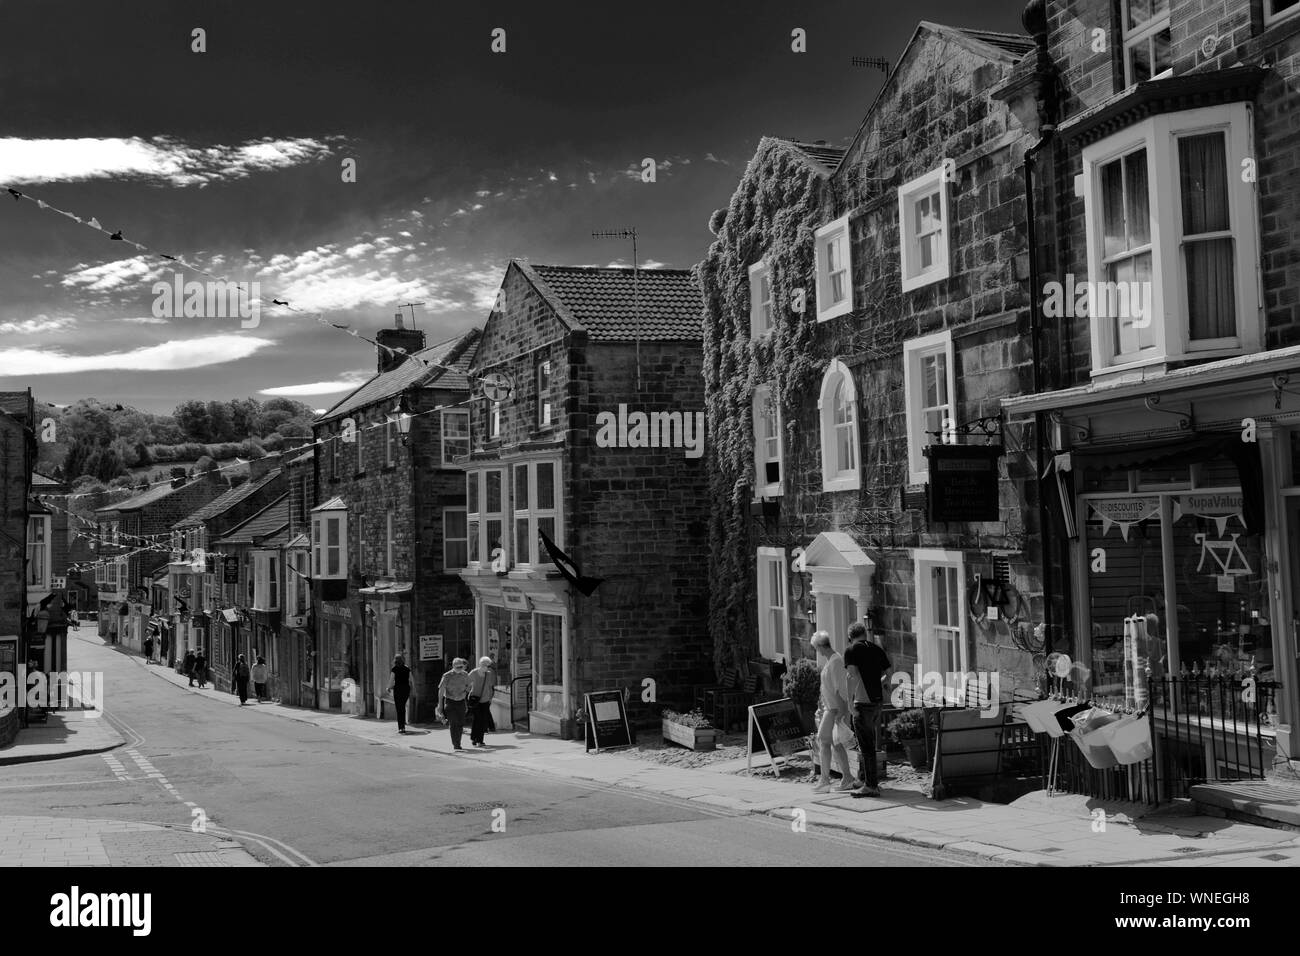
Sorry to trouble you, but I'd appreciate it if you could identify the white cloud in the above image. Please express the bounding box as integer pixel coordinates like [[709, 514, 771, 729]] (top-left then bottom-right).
[[60, 256, 163, 293], [0, 136, 336, 187], [116, 316, 170, 325], [259, 376, 368, 397], [0, 334, 274, 375], [0, 315, 77, 335]]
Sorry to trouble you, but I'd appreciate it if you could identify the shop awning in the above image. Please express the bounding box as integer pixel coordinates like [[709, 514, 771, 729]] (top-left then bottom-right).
[[1072, 433, 1264, 534]]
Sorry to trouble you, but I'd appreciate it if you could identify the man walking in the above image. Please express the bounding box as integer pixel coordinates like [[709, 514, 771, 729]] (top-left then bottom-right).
[[194, 649, 208, 689], [844, 621, 891, 798], [234, 654, 251, 705], [388, 654, 411, 734], [184, 648, 197, 686], [435, 658, 474, 750], [467, 656, 495, 747]]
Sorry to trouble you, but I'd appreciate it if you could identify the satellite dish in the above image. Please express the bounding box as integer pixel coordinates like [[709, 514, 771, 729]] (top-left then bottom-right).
[[479, 372, 513, 402]]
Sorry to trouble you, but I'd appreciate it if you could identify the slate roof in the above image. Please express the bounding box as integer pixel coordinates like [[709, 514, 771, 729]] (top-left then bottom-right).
[[518, 263, 703, 342], [779, 140, 846, 176], [32, 472, 62, 487], [317, 328, 480, 424], [172, 468, 281, 530], [214, 494, 289, 545], [96, 479, 196, 513], [946, 25, 1036, 58]]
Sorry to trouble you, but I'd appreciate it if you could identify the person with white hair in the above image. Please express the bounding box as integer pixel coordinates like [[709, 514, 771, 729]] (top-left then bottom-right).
[[436, 658, 475, 750], [810, 630, 856, 794], [468, 655, 496, 747]]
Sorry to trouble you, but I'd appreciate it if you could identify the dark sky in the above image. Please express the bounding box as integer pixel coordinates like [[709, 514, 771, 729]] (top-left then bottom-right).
[[0, 0, 1028, 413]]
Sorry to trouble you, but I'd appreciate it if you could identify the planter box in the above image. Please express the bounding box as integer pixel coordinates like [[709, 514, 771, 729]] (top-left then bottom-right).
[[662, 718, 717, 751]]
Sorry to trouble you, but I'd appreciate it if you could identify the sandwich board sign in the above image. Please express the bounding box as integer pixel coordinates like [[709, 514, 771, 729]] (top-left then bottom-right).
[[747, 697, 810, 774], [584, 690, 632, 752]]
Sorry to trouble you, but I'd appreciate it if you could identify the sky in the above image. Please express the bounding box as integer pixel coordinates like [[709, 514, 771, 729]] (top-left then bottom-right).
[[0, 0, 1028, 414]]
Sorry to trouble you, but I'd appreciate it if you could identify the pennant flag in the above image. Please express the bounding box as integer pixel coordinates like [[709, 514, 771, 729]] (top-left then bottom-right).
[[109, 230, 123, 240], [88, 217, 102, 230], [161, 253, 177, 261], [37, 199, 48, 209], [272, 299, 288, 306], [7, 188, 22, 200], [539, 529, 603, 596]]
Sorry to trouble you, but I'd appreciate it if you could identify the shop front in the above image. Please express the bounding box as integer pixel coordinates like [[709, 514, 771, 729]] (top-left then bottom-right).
[[317, 599, 358, 711], [360, 583, 412, 721], [461, 573, 571, 737], [1006, 354, 1300, 764]]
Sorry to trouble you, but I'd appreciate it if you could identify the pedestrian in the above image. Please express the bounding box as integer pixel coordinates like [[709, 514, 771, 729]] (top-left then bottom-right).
[[435, 657, 474, 751], [251, 656, 269, 702], [844, 621, 892, 798], [234, 654, 251, 705], [468, 656, 495, 747], [810, 631, 856, 794], [143, 635, 154, 665], [184, 649, 197, 686], [387, 654, 411, 734], [194, 650, 208, 689]]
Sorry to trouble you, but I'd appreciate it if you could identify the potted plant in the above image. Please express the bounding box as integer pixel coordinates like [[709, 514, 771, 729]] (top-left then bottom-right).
[[887, 708, 929, 769], [781, 658, 820, 734], [661, 708, 717, 751]]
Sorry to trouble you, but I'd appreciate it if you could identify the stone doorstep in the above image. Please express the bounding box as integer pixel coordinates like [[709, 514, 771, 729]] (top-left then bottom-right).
[[1190, 782, 1300, 830]]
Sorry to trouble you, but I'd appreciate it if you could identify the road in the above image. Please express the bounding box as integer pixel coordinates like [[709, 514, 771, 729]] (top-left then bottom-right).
[[0, 631, 993, 866]]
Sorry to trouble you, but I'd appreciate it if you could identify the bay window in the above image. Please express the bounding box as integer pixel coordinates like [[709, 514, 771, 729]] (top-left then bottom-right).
[[1266, 0, 1299, 24], [513, 460, 560, 567], [311, 503, 347, 579], [1081, 104, 1260, 375], [466, 468, 506, 567]]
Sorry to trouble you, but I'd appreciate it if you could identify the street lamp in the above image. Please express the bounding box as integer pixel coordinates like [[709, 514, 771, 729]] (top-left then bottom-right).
[[391, 399, 412, 445]]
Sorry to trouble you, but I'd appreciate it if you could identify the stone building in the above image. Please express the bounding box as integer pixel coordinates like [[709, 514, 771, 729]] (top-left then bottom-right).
[[700, 22, 1050, 702], [1001, 0, 1300, 767], [310, 321, 480, 720], [0, 391, 35, 745], [460, 262, 711, 737]]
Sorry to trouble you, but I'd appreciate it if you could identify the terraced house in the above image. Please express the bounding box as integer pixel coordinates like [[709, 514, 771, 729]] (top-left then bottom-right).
[[460, 262, 711, 737], [1001, 0, 1300, 770], [701, 22, 1052, 700]]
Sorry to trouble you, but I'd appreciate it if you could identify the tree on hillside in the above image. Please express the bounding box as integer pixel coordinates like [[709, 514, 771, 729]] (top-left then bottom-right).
[[206, 400, 235, 443], [257, 397, 314, 434], [174, 400, 212, 442], [230, 398, 261, 438]]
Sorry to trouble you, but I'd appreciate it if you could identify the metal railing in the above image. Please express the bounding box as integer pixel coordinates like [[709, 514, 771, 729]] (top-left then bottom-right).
[[510, 675, 532, 730]]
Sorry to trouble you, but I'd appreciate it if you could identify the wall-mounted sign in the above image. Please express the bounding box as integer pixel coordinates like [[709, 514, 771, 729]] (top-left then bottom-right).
[[501, 586, 531, 611], [320, 603, 352, 620], [442, 608, 474, 617], [926, 445, 1003, 522], [223, 557, 239, 584], [419, 634, 444, 661]]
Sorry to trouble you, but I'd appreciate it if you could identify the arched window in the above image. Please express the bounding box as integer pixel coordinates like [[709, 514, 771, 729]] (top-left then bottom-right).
[[818, 359, 860, 492]]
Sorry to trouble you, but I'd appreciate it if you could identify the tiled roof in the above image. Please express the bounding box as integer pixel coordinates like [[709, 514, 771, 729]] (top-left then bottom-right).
[[214, 494, 289, 545], [521, 263, 703, 342], [96, 479, 197, 513], [317, 328, 480, 423], [172, 468, 281, 529], [778, 139, 846, 175], [32, 472, 62, 487]]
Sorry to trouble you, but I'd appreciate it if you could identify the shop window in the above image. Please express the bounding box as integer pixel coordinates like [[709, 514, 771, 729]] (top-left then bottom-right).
[[1081, 104, 1260, 374], [756, 547, 789, 660], [903, 331, 957, 485], [537, 612, 563, 686], [443, 508, 468, 571], [486, 604, 511, 685], [752, 385, 783, 497], [915, 550, 968, 677], [814, 215, 853, 322], [441, 410, 470, 466], [749, 260, 774, 337], [898, 168, 951, 292], [1121, 0, 1171, 86], [1136, 462, 1190, 490], [818, 359, 860, 492]]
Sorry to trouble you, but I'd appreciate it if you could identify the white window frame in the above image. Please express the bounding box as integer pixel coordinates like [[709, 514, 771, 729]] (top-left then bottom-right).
[[1120, 0, 1172, 87], [903, 331, 958, 485], [1081, 104, 1261, 377], [489, 402, 502, 439], [755, 547, 790, 661], [813, 215, 853, 322], [287, 550, 308, 615], [466, 468, 507, 568], [817, 359, 861, 492], [537, 360, 554, 428], [749, 260, 774, 337], [1265, 0, 1300, 25], [311, 510, 348, 579], [441, 409, 470, 467], [443, 507, 468, 572], [898, 167, 952, 291], [384, 419, 396, 467], [253, 551, 279, 611], [914, 548, 969, 679], [752, 385, 783, 498], [26, 515, 51, 589], [511, 459, 562, 568], [385, 510, 394, 577]]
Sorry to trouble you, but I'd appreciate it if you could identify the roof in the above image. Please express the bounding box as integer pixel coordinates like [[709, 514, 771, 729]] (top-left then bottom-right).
[[96, 478, 198, 514], [32, 472, 62, 487], [172, 468, 281, 529], [0, 391, 32, 420], [312, 496, 347, 512], [778, 139, 846, 176], [517, 263, 703, 342], [938, 24, 1035, 58], [317, 327, 480, 423], [214, 494, 289, 546]]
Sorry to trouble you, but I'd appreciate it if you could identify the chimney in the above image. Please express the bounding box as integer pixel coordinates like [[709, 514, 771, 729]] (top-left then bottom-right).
[[248, 452, 282, 481], [376, 313, 426, 374]]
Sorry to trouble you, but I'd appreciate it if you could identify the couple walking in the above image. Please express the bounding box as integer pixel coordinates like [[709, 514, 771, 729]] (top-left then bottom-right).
[[435, 657, 495, 750], [811, 622, 892, 798], [232, 654, 269, 704]]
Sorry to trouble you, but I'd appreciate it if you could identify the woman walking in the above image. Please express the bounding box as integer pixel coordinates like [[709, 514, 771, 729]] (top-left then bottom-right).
[[811, 631, 856, 794], [184, 649, 197, 686], [388, 654, 411, 734], [251, 656, 269, 702], [234, 654, 251, 705], [194, 650, 208, 689]]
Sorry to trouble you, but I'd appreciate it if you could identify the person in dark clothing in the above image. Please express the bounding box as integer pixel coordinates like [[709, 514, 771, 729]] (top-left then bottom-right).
[[467, 656, 495, 746], [194, 651, 208, 689], [184, 649, 197, 686], [143, 635, 154, 664], [843, 621, 892, 798], [388, 654, 411, 733], [234, 654, 251, 705]]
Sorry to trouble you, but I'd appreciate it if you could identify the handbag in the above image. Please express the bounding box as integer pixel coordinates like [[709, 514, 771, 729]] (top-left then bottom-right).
[[1101, 714, 1153, 765], [1069, 708, 1122, 769], [833, 717, 857, 750], [1019, 699, 1072, 736]]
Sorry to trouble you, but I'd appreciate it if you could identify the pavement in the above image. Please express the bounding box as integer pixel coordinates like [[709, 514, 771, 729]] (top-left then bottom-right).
[[111, 652, 1300, 867], [7, 641, 1300, 867], [0, 709, 125, 765]]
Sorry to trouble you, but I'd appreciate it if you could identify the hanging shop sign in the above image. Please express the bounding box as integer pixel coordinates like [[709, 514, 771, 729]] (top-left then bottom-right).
[[584, 690, 632, 752], [1172, 493, 1244, 536], [926, 445, 1003, 522], [1087, 496, 1160, 541], [418, 634, 443, 662], [223, 556, 239, 584]]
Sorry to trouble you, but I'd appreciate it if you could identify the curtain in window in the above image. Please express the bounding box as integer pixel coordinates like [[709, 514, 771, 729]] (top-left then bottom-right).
[[1179, 133, 1234, 341]]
